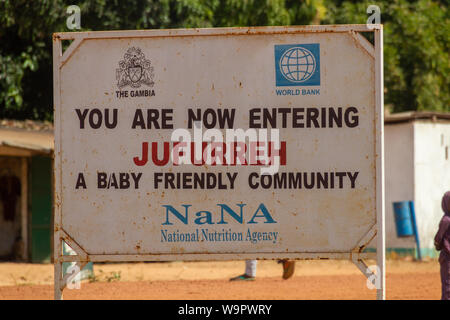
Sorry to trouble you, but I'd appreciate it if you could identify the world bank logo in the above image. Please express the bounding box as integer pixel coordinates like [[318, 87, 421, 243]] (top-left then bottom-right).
[[274, 44, 320, 86], [280, 47, 316, 82]]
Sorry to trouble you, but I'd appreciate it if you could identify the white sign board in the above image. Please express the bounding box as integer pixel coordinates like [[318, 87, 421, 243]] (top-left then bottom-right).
[[53, 25, 385, 298]]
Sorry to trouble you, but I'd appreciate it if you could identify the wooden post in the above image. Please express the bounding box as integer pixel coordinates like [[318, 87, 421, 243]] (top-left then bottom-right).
[[21, 157, 28, 261]]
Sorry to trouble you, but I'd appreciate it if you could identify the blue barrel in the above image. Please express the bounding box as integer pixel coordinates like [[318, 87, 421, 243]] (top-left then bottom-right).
[[393, 201, 414, 237]]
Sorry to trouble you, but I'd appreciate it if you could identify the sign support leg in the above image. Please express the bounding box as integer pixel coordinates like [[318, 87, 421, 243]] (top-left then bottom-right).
[[375, 26, 386, 300], [54, 228, 64, 300], [376, 227, 386, 300], [54, 260, 63, 300]]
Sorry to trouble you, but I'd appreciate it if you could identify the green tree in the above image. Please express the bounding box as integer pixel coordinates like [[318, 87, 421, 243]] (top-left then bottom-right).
[[322, 0, 449, 112], [0, 0, 305, 120], [0, 0, 448, 120], [1, 0, 63, 120]]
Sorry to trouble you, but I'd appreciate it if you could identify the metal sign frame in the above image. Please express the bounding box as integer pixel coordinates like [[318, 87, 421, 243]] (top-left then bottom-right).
[[53, 24, 385, 300]]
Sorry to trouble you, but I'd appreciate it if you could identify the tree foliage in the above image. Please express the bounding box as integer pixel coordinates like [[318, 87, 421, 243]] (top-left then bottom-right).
[[0, 0, 448, 120], [322, 0, 449, 112]]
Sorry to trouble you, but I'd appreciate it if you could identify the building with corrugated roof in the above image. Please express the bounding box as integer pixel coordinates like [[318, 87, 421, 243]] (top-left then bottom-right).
[[378, 111, 450, 258], [0, 120, 53, 262]]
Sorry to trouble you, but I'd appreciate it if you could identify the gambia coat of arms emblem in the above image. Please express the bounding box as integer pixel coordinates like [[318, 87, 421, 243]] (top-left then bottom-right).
[[116, 47, 154, 89]]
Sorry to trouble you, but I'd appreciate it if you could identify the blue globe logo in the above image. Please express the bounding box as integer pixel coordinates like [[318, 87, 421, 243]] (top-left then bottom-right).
[[279, 47, 316, 83]]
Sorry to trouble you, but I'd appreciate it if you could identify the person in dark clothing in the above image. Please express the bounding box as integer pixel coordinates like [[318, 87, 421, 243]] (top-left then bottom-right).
[[434, 191, 450, 300], [0, 175, 21, 221]]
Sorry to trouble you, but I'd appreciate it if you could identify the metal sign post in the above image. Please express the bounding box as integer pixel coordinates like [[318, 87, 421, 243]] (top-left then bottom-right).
[[53, 25, 385, 300]]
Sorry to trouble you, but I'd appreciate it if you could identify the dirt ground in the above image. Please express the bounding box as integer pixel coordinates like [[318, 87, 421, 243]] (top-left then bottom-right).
[[0, 259, 442, 300]]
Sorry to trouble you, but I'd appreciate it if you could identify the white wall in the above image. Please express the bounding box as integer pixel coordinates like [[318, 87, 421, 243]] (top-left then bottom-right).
[[367, 122, 416, 250], [383, 122, 417, 249], [369, 121, 450, 256], [414, 122, 450, 252]]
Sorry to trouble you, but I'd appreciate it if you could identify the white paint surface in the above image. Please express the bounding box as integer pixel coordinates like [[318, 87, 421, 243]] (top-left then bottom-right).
[[370, 120, 450, 255], [54, 27, 381, 259], [414, 122, 450, 251]]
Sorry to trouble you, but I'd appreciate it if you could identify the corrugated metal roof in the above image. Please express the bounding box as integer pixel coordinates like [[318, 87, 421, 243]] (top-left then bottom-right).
[[0, 120, 53, 155], [0, 119, 53, 131], [385, 111, 450, 124]]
